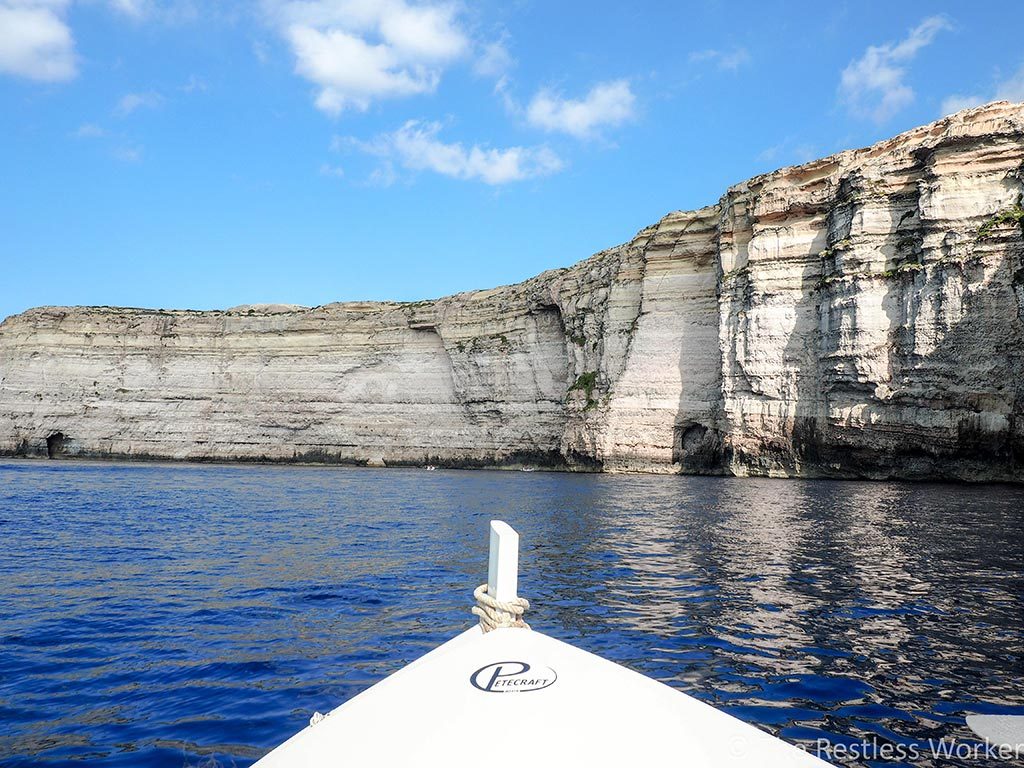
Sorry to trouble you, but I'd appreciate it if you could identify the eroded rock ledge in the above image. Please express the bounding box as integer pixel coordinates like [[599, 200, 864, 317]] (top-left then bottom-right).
[[3, 102, 1023, 481]]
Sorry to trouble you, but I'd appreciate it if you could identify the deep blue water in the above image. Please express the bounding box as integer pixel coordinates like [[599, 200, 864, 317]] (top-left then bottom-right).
[[0, 460, 1022, 767]]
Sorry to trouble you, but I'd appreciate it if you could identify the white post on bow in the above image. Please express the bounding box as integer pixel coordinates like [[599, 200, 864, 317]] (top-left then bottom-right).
[[487, 520, 519, 602]]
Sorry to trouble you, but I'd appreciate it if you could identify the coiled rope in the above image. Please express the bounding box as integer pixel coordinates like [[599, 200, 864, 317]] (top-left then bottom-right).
[[472, 583, 530, 632]]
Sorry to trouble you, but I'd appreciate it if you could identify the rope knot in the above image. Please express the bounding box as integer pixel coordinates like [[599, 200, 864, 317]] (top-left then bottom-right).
[[471, 583, 530, 632]]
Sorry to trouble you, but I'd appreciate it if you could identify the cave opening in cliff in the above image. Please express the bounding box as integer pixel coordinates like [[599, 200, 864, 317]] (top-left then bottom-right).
[[673, 422, 723, 471], [46, 432, 66, 459]]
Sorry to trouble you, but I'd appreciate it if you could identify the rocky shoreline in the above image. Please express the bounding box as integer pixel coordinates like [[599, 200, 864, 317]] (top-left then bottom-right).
[[2, 102, 1022, 481]]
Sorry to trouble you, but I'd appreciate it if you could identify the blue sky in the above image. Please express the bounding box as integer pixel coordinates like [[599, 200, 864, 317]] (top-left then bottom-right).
[[2, 1, 1022, 321]]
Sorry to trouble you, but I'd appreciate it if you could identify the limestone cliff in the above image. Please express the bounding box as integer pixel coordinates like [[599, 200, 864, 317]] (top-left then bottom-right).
[[3, 102, 1023, 481]]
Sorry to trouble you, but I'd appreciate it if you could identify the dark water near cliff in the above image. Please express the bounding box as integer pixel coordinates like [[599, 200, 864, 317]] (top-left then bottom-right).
[[0, 460, 1022, 767]]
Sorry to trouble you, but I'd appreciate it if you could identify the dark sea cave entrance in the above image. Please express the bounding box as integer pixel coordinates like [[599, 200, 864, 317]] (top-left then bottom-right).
[[46, 432, 66, 459]]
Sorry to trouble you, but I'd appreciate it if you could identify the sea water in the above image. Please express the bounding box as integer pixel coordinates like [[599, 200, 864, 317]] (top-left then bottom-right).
[[0, 460, 1021, 767]]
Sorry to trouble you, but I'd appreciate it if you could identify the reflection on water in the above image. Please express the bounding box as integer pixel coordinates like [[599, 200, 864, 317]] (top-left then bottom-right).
[[0, 461, 1021, 767]]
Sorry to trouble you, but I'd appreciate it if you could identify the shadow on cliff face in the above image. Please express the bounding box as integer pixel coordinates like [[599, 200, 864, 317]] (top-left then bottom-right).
[[860, 175, 1023, 479], [669, 213, 729, 475], [776, 173, 1024, 481], [728, 208, 831, 478], [782, 244, 830, 478], [671, 278, 727, 475], [778, 171, 914, 478], [874, 234, 1024, 479]]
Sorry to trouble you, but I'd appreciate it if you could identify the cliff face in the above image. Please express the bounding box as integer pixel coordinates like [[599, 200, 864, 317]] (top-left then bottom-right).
[[3, 102, 1023, 481]]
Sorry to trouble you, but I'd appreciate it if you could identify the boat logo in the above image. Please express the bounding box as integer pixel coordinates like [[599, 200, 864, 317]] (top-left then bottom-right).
[[470, 661, 558, 693]]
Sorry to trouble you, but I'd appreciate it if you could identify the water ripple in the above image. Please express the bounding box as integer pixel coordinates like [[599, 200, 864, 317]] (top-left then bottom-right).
[[0, 461, 1021, 767]]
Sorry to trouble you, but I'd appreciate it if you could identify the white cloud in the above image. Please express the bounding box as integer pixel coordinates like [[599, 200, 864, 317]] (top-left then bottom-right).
[[839, 15, 951, 123], [0, 1, 204, 85], [375, 2, 463, 60], [526, 79, 635, 139], [107, 0, 145, 17], [474, 38, 512, 79], [319, 162, 345, 178], [343, 120, 563, 185], [266, 0, 468, 115], [115, 90, 163, 115], [940, 63, 1024, 116], [689, 47, 750, 72], [0, 1, 76, 82], [286, 25, 434, 114]]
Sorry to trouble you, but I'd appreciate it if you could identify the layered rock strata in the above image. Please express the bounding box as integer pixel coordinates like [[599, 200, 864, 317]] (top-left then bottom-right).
[[2, 102, 1023, 481]]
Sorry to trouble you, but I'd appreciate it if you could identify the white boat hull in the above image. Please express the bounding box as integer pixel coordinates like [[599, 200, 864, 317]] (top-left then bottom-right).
[[254, 625, 830, 767]]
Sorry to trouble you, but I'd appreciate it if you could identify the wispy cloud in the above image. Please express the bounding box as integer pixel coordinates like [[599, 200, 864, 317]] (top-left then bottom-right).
[[319, 162, 345, 178], [107, 0, 146, 18], [940, 94, 984, 116], [179, 74, 207, 93], [940, 62, 1024, 116], [252, 39, 270, 64], [756, 139, 818, 167], [339, 120, 563, 185], [73, 122, 106, 138], [792, 143, 818, 163], [367, 160, 397, 188], [113, 144, 143, 162], [526, 79, 635, 140], [104, 0, 199, 23], [839, 15, 951, 123], [474, 37, 512, 79], [756, 144, 782, 164], [0, 0, 77, 82], [688, 47, 750, 72], [115, 90, 163, 116], [265, 0, 468, 116]]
